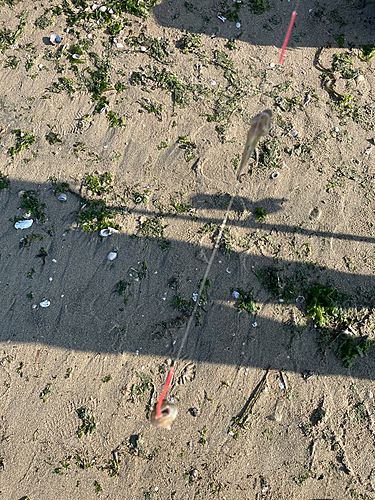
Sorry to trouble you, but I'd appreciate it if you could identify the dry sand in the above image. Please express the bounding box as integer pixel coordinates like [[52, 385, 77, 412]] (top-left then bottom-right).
[[1, 0, 375, 499]]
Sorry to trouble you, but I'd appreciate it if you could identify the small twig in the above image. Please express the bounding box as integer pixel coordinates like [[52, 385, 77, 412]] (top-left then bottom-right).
[[33, 349, 40, 368]]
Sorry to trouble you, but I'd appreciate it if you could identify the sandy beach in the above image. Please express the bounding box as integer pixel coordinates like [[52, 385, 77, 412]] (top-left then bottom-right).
[[0, 0, 375, 498]]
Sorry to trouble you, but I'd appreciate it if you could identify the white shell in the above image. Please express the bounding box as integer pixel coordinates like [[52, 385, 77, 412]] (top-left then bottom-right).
[[271, 171, 279, 179], [99, 228, 119, 237], [236, 22, 241, 28], [116, 42, 124, 49], [107, 251, 117, 261], [14, 219, 33, 230], [291, 130, 298, 137], [40, 300, 51, 308], [140, 46, 147, 52], [72, 54, 81, 59], [99, 5, 107, 11], [232, 290, 240, 299], [50, 34, 62, 45], [58, 193, 67, 202]]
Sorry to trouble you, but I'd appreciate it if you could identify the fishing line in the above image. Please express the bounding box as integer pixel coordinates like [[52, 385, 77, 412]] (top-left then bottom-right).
[[155, 1, 301, 418]]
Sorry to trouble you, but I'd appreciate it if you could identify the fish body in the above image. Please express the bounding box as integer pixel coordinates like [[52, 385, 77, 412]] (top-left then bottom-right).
[[237, 109, 272, 181], [150, 401, 178, 430]]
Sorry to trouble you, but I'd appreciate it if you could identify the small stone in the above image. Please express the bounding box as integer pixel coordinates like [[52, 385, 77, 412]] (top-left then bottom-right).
[[291, 130, 298, 137], [107, 251, 117, 261], [40, 299, 51, 308], [14, 219, 33, 230], [209, 80, 216, 85], [355, 74, 365, 83], [140, 46, 147, 52], [189, 407, 199, 417], [58, 193, 67, 202], [236, 22, 241, 28], [269, 62, 276, 68]]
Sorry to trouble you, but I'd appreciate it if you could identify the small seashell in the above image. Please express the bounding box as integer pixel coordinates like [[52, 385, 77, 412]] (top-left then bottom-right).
[[355, 74, 365, 83], [99, 5, 107, 12], [50, 34, 62, 45], [72, 53, 81, 59], [269, 62, 276, 68], [271, 171, 279, 179], [15, 219, 33, 230], [87, 33, 92, 39], [116, 42, 124, 49], [99, 106, 107, 114], [232, 290, 240, 299], [291, 130, 298, 137], [236, 22, 241, 28], [99, 227, 119, 237], [333, 126, 339, 132], [366, 391, 373, 398], [107, 251, 117, 261], [209, 80, 216, 85], [217, 13, 226, 22], [91, 3, 98, 10], [18, 190, 25, 197], [58, 193, 67, 202], [140, 46, 147, 52], [40, 299, 51, 308], [150, 401, 178, 430], [365, 147, 372, 155]]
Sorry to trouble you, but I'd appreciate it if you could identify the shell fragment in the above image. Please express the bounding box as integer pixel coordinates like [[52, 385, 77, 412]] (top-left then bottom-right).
[[15, 219, 33, 230]]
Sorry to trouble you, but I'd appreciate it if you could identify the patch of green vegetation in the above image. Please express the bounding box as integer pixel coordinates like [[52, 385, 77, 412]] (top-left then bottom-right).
[[131, 372, 154, 401], [94, 481, 102, 494], [124, 183, 150, 204], [294, 471, 311, 487], [359, 44, 375, 62], [75, 199, 121, 233], [305, 283, 347, 328], [232, 287, 259, 314], [0, 172, 10, 191], [335, 338, 373, 368], [258, 138, 282, 169], [253, 267, 281, 296], [198, 424, 207, 445], [139, 216, 168, 239], [0, 9, 26, 54], [198, 222, 217, 234], [126, 30, 171, 63], [115, 280, 132, 305], [179, 32, 202, 54], [8, 129, 36, 157], [4, 55, 18, 68], [218, 227, 234, 256], [20, 191, 46, 222], [134, 262, 147, 280], [254, 207, 266, 222], [65, 368, 72, 379], [138, 97, 163, 121], [103, 375, 112, 383], [107, 110, 125, 128], [46, 131, 62, 145], [226, 38, 238, 51], [27, 268, 35, 279], [248, 0, 271, 14], [130, 64, 208, 111], [40, 383, 51, 402], [178, 136, 197, 162], [157, 141, 167, 150], [332, 53, 361, 79], [76, 407, 96, 438], [124, 434, 159, 460], [34, 12, 54, 30]]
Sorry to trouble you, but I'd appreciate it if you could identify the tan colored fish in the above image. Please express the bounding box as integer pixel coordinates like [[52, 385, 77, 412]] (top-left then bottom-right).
[[237, 109, 272, 181], [150, 401, 178, 430]]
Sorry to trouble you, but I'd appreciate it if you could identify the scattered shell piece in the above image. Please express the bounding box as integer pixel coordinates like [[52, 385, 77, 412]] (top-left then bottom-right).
[[333, 126, 339, 132], [192, 293, 198, 302], [40, 299, 51, 308], [116, 42, 124, 49], [91, 3, 98, 10], [50, 34, 62, 45], [72, 54, 81, 59], [269, 62, 275, 68], [365, 147, 372, 155], [107, 251, 117, 261], [99, 106, 107, 114], [367, 391, 373, 398], [140, 46, 147, 52], [217, 13, 226, 22], [236, 22, 241, 28], [18, 190, 25, 197], [150, 401, 178, 430], [296, 295, 304, 303], [271, 171, 279, 179], [232, 290, 239, 299], [58, 193, 67, 202], [355, 74, 365, 83], [252, 322, 257, 327], [99, 5, 107, 11], [15, 219, 33, 230], [87, 33, 93, 39], [100, 228, 119, 237], [291, 130, 298, 137], [209, 80, 216, 85]]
